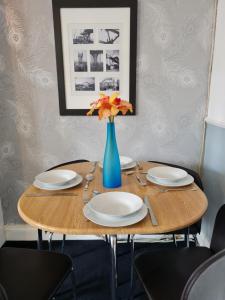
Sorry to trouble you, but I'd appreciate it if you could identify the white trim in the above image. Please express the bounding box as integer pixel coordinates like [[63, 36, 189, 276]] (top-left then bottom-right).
[[6, 224, 207, 245], [197, 232, 210, 247], [0, 200, 5, 247], [205, 117, 225, 129], [0, 226, 5, 247], [4, 224, 103, 241]]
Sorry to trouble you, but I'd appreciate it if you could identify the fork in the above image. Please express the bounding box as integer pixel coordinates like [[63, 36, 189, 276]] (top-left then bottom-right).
[[136, 161, 143, 171], [136, 174, 147, 186], [159, 187, 198, 193]]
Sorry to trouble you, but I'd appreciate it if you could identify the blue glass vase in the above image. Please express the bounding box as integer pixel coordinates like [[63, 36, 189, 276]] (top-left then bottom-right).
[[103, 122, 121, 188]]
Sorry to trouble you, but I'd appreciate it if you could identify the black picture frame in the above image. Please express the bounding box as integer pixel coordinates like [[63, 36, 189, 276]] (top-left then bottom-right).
[[52, 0, 137, 116]]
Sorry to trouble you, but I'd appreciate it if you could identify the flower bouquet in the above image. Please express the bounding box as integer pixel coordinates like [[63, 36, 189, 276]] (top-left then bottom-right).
[[87, 93, 132, 188]]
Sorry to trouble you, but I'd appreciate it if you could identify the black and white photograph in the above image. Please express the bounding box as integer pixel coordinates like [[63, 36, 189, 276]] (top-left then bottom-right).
[[99, 29, 120, 44], [90, 50, 103, 72], [100, 78, 119, 91], [74, 50, 88, 72], [73, 29, 94, 44], [75, 77, 95, 91], [106, 50, 119, 72]]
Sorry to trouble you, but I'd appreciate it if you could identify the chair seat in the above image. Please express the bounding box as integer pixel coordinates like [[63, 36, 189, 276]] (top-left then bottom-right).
[[0, 247, 72, 300], [135, 247, 213, 300]]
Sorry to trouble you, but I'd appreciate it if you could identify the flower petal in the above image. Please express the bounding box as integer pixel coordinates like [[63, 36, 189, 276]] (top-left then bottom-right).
[[109, 92, 120, 104]]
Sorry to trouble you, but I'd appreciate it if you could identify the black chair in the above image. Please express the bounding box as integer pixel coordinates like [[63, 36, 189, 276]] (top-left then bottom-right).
[[42, 159, 89, 252], [0, 283, 8, 300], [0, 247, 76, 300], [149, 161, 203, 246], [181, 249, 225, 300], [134, 204, 225, 300], [47, 159, 89, 171]]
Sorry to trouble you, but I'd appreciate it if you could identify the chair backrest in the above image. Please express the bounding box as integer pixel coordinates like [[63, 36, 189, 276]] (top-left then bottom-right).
[[0, 283, 8, 300], [210, 204, 225, 253], [149, 161, 203, 190], [181, 248, 225, 300], [47, 159, 89, 171]]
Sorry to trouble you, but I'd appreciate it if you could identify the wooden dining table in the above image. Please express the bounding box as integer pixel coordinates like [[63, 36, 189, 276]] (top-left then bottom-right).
[[17, 161, 208, 300]]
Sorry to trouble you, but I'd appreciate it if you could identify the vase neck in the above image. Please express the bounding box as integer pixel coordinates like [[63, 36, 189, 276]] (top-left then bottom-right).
[[106, 121, 116, 140], [107, 121, 115, 131]]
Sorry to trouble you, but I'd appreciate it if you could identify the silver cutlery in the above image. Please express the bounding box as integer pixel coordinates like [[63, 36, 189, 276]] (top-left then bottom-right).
[[84, 162, 97, 191], [136, 161, 143, 171], [124, 170, 135, 175], [92, 190, 101, 196], [83, 190, 101, 221], [82, 191, 90, 204], [83, 189, 100, 205], [124, 170, 148, 176], [90, 161, 97, 173], [144, 196, 158, 226], [159, 187, 198, 193], [135, 174, 147, 186], [25, 193, 78, 197], [140, 171, 148, 174]]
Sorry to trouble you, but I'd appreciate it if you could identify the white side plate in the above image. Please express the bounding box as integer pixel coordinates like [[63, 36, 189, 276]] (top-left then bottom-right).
[[89, 192, 143, 217], [98, 161, 136, 170], [120, 156, 133, 167], [83, 204, 147, 227], [148, 166, 187, 182], [146, 174, 194, 187], [35, 169, 77, 186], [33, 174, 83, 190]]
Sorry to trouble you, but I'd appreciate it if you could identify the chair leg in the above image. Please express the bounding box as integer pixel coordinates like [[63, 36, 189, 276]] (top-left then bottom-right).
[[193, 234, 199, 246], [61, 234, 66, 253], [127, 234, 130, 243], [37, 229, 43, 250], [173, 234, 177, 247], [105, 235, 109, 243]]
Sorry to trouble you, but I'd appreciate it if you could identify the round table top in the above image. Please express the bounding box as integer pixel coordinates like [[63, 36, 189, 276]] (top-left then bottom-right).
[[17, 162, 208, 235]]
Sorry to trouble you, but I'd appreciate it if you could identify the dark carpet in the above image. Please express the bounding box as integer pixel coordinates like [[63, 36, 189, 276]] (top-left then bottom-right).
[[3, 239, 191, 300]]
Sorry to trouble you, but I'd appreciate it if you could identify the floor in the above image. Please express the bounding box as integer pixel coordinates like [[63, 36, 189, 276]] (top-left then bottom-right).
[[3, 239, 190, 300]]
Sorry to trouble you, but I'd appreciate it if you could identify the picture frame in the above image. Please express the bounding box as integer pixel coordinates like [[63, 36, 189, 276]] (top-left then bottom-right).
[[52, 0, 137, 116]]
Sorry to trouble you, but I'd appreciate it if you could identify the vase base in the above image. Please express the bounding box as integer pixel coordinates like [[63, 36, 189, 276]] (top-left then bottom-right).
[[103, 182, 122, 189]]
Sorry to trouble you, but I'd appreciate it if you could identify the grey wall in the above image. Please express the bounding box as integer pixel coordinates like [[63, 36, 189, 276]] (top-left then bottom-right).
[[0, 0, 216, 224], [201, 124, 225, 245]]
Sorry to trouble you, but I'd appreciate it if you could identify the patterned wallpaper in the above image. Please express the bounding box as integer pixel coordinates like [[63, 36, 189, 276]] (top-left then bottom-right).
[[0, 0, 216, 224]]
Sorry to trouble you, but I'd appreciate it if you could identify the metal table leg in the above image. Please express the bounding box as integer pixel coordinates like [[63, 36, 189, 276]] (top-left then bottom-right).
[[185, 227, 190, 248], [109, 235, 117, 300], [48, 232, 53, 251], [37, 229, 43, 250], [129, 234, 135, 300]]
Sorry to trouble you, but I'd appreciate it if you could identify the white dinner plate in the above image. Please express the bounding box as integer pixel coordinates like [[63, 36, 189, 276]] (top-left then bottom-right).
[[148, 166, 187, 182], [83, 203, 147, 227], [35, 169, 77, 187], [88, 192, 143, 217], [120, 156, 133, 167], [33, 174, 83, 190], [146, 174, 194, 187], [98, 161, 136, 170]]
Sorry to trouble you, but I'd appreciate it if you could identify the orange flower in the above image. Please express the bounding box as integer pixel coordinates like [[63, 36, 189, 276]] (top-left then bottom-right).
[[87, 93, 132, 121]]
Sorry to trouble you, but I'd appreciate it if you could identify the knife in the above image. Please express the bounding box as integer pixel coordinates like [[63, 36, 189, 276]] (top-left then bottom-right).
[[25, 193, 78, 197], [144, 196, 158, 226]]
